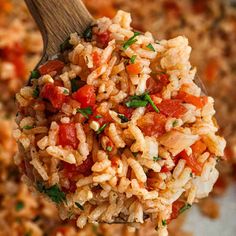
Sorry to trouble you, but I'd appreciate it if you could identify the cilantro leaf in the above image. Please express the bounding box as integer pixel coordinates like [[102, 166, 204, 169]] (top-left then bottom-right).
[[118, 114, 129, 123], [76, 107, 93, 119], [96, 123, 107, 134], [75, 202, 84, 210], [123, 32, 140, 50], [130, 55, 137, 64], [179, 203, 192, 214], [146, 43, 155, 52]]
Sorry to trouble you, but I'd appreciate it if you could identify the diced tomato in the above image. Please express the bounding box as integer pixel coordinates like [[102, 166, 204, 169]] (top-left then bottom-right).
[[0, 43, 26, 78], [72, 85, 96, 108], [191, 140, 207, 156], [170, 200, 185, 220], [40, 83, 66, 109], [117, 105, 134, 119], [146, 74, 169, 94], [137, 112, 167, 138], [157, 99, 187, 118], [126, 63, 142, 75], [96, 30, 110, 48], [179, 150, 203, 175], [110, 156, 120, 168], [90, 108, 113, 126], [161, 166, 170, 173], [38, 60, 64, 75], [77, 156, 94, 176], [176, 91, 207, 109], [92, 51, 101, 68], [58, 123, 79, 149], [204, 59, 219, 83]]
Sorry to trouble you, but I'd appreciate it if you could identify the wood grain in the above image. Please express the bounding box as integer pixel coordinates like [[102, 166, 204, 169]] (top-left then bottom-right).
[[25, 0, 94, 58]]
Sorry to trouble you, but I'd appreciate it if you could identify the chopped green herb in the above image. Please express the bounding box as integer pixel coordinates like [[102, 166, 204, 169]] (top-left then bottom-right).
[[30, 70, 40, 80], [83, 25, 93, 42], [15, 200, 24, 211], [96, 123, 107, 134], [190, 172, 193, 178], [36, 182, 66, 204], [63, 89, 69, 94], [118, 114, 129, 123], [162, 219, 167, 226], [123, 32, 140, 50], [125, 99, 148, 108], [75, 202, 84, 210], [106, 146, 113, 152], [146, 43, 155, 52], [179, 203, 191, 214], [132, 152, 139, 157], [95, 115, 102, 119], [24, 231, 32, 236], [76, 107, 93, 119], [23, 125, 34, 130], [60, 37, 73, 52], [32, 86, 40, 98], [143, 94, 160, 113], [130, 55, 137, 64], [153, 156, 162, 162], [71, 76, 85, 93], [172, 120, 178, 127]]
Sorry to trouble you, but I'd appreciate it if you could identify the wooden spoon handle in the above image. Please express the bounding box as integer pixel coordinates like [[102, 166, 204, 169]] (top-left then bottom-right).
[[25, 0, 93, 57]]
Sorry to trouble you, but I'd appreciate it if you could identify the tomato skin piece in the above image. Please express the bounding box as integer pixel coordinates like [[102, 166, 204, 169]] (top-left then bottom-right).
[[92, 51, 101, 68], [176, 91, 207, 109], [170, 200, 185, 221], [38, 60, 64, 75], [179, 150, 203, 176], [126, 63, 142, 75], [96, 30, 110, 48], [58, 123, 79, 149], [40, 83, 66, 109], [191, 140, 207, 155], [117, 105, 134, 119], [137, 112, 167, 138], [72, 85, 96, 108], [146, 74, 169, 94], [157, 99, 187, 118]]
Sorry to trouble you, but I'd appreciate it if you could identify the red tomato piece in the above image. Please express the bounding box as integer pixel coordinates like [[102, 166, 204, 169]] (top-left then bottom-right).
[[72, 85, 96, 108], [126, 63, 142, 75], [176, 91, 207, 109], [117, 105, 134, 119], [191, 140, 207, 156], [179, 150, 203, 176], [40, 83, 66, 109], [38, 60, 64, 75], [170, 200, 185, 220], [0, 43, 26, 78], [58, 123, 79, 149], [77, 156, 94, 176], [90, 109, 113, 126], [96, 30, 110, 48], [157, 99, 187, 118], [137, 112, 167, 138], [161, 166, 170, 173], [92, 51, 101, 68]]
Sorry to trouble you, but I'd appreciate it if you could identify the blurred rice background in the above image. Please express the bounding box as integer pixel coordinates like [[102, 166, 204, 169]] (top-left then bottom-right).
[[0, 0, 235, 235]]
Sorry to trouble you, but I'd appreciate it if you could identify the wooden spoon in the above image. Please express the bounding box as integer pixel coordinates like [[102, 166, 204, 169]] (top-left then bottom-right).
[[25, 0, 94, 63]]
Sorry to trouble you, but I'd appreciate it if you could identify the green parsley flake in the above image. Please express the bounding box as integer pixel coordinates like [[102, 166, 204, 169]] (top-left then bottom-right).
[[179, 203, 192, 214], [76, 107, 93, 119], [130, 55, 137, 64], [71, 77, 85, 92], [96, 123, 107, 134], [172, 120, 178, 127], [75, 202, 84, 210], [36, 182, 66, 204], [143, 94, 160, 113], [60, 37, 73, 52], [125, 99, 148, 108], [146, 43, 155, 52], [118, 114, 129, 123], [123, 32, 140, 50], [83, 25, 93, 42], [23, 125, 34, 130], [162, 219, 167, 226], [95, 115, 102, 119], [30, 70, 40, 80], [32, 86, 40, 98], [106, 146, 113, 152], [15, 200, 24, 211], [63, 89, 69, 94], [153, 156, 162, 162]]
